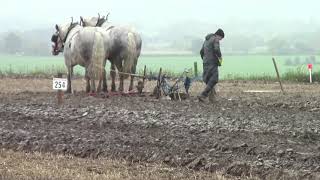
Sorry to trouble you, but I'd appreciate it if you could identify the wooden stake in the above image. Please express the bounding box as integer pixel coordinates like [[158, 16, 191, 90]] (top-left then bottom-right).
[[194, 62, 198, 77], [143, 65, 147, 84], [156, 68, 162, 99], [272, 58, 284, 93], [177, 84, 181, 102], [57, 73, 64, 105]]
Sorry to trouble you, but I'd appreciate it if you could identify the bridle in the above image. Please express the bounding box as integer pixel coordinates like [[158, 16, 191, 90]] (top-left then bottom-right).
[[61, 23, 79, 48], [54, 22, 79, 52]]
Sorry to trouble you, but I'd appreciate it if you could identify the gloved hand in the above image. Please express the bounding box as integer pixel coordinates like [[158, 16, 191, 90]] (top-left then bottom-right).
[[218, 58, 223, 66]]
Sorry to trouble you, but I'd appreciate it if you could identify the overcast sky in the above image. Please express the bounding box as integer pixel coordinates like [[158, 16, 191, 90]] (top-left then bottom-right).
[[1, 0, 319, 32]]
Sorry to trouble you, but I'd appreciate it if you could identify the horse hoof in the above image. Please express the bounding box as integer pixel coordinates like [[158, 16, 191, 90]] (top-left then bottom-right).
[[99, 92, 109, 98], [88, 92, 97, 96]]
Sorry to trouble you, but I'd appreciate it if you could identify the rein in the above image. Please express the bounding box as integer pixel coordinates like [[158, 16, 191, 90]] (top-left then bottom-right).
[[54, 23, 79, 53], [63, 23, 79, 44], [106, 26, 115, 31]]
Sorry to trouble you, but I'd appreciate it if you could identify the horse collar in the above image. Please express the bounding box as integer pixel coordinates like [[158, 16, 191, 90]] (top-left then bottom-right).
[[67, 30, 80, 48], [106, 26, 115, 31], [95, 18, 106, 27], [63, 23, 79, 44]]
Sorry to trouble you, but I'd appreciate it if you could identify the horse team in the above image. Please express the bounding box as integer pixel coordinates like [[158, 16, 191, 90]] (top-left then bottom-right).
[[51, 14, 142, 94]]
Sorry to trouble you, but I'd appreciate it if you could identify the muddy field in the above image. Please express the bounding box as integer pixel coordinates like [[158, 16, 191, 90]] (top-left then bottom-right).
[[1, 78, 320, 179]]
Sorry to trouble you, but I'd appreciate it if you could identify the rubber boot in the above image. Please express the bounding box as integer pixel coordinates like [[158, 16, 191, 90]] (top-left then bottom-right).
[[209, 88, 216, 103], [197, 94, 207, 102], [198, 85, 210, 102]]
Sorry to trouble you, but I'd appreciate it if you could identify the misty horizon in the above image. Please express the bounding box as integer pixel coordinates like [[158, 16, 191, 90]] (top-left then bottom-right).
[[1, 0, 320, 56], [1, 0, 320, 33]]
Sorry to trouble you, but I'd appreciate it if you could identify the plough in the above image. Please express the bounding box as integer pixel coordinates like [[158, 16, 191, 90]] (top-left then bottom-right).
[[154, 68, 192, 101]]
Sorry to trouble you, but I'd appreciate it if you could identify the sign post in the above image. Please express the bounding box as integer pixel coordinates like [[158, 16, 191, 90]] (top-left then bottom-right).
[[308, 64, 313, 83], [53, 73, 67, 105], [194, 62, 198, 77]]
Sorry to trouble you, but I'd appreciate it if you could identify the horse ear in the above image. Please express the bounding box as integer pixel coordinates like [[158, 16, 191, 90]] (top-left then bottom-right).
[[55, 24, 59, 31], [80, 16, 84, 25], [106, 13, 110, 20]]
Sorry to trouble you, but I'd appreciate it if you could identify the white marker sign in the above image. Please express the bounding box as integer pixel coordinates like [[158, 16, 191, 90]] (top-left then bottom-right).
[[53, 78, 68, 90]]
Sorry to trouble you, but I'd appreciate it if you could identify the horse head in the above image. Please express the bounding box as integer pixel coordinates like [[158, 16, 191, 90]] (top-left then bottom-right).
[[80, 13, 108, 27], [51, 18, 79, 55]]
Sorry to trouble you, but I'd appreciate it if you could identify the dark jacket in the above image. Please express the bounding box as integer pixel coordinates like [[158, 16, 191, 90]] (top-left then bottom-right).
[[200, 34, 222, 64]]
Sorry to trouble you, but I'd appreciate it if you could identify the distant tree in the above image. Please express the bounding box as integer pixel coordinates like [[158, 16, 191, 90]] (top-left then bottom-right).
[[267, 38, 291, 54], [294, 57, 300, 65], [304, 57, 310, 64], [0, 38, 4, 52], [4, 32, 22, 54], [228, 36, 254, 54], [304, 56, 317, 65], [22, 41, 50, 56], [285, 58, 293, 66], [190, 38, 203, 55], [293, 41, 314, 54], [310, 55, 316, 61]]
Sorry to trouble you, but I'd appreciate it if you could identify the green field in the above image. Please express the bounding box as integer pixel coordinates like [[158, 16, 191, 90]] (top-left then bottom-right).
[[0, 54, 317, 79]]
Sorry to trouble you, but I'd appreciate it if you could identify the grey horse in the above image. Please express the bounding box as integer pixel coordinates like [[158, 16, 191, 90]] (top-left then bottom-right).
[[51, 19, 110, 93], [80, 14, 142, 92]]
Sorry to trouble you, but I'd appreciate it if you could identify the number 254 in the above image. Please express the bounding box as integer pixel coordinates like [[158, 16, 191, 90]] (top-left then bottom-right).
[[55, 81, 65, 88]]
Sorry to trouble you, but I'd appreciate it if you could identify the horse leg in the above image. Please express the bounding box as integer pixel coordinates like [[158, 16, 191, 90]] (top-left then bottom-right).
[[88, 64, 96, 93], [110, 62, 116, 92], [96, 71, 104, 93], [115, 60, 124, 92], [97, 80, 102, 93], [128, 60, 136, 91], [119, 74, 124, 92], [129, 75, 134, 91], [129, 55, 139, 91], [102, 67, 108, 92], [66, 66, 73, 93], [90, 78, 96, 93], [96, 59, 106, 93], [85, 69, 91, 93]]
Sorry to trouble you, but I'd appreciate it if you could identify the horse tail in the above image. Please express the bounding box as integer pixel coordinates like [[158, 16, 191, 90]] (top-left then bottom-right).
[[89, 31, 105, 81], [122, 32, 137, 78], [132, 34, 142, 74], [136, 34, 142, 58]]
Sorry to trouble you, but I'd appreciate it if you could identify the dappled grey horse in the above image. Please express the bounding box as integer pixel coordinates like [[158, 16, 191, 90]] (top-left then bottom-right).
[[51, 19, 110, 93], [80, 14, 142, 92]]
